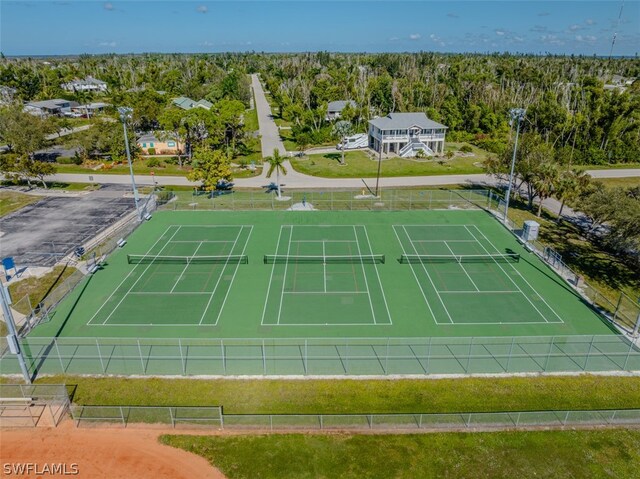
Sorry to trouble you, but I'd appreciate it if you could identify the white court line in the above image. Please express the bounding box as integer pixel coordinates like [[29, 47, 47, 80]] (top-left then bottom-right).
[[361, 225, 393, 325], [412, 239, 477, 243], [443, 241, 480, 292], [198, 226, 245, 325], [469, 225, 564, 324], [291, 240, 357, 244], [352, 225, 376, 325], [439, 290, 522, 294], [128, 291, 212, 295], [87, 225, 174, 326], [170, 241, 204, 293], [402, 225, 455, 324], [276, 226, 294, 325], [211, 225, 254, 326], [260, 225, 284, 326], [170, 240, 235, 244], [99, 226, 183, 325], [322, 240, 327, 293], [392, 226, 441, 325], [283, 291, 369, 295]]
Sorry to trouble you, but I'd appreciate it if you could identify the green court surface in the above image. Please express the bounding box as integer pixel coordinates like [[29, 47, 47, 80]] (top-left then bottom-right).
[[9, 209, 638, 377], [30, 209, 614, 339]]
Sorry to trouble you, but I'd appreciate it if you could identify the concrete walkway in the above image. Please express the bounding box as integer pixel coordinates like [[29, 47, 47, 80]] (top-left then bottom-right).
[[252, 73, 286, 159]]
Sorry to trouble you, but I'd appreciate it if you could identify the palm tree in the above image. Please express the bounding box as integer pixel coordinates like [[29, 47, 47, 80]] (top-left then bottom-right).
[[265, 148, 287, 199], [531, 162, 559, 217], [555, 168, 591, 221]]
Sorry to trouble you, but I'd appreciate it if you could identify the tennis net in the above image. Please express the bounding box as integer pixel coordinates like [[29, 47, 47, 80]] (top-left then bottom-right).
[[264, 254, 385, 264], [127, 254, 248, 265], [399, 253, 520, 264]]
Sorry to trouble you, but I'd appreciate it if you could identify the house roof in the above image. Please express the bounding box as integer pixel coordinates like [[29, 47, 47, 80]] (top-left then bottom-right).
[[172, 96, 196, 110], [327, 100, 356, 112], [26, 99, 72, 109], [137, 131, 177, 144], [368, 112, 447, 130], [194, 99, 213, 110]]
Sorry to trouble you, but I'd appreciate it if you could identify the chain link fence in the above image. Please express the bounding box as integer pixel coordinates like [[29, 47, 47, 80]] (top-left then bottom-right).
[[0, 384, 70, 427], [1, 334, 638, 377]]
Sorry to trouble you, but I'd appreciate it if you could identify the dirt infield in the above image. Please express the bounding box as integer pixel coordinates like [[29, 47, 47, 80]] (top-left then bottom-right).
[[1, 420, 225, 479]]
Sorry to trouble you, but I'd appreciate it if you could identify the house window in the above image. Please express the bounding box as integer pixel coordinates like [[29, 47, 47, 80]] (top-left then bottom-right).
[[167, 141, 176, 147], [142, 143, 146, 148], [150, 142, 154, 147]]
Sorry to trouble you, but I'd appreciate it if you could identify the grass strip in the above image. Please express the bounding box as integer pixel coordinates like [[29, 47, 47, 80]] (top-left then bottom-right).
[[161, 429, 640, 479], [27, 376, 640, 413]]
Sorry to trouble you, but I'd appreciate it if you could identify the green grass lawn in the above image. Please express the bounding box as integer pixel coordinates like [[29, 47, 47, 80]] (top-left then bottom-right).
[[577, 162, 640, 171], [8, 265, 78, 314], [0, 191, 39, 217], [592, 177, 640, 188], [292, 149, 485, 178], [243, 106, 259, 132], [162, 429, 640, 479], [55, 161, 192, 176], [32, 376, 640, 413], [504, 197, 640, 303]]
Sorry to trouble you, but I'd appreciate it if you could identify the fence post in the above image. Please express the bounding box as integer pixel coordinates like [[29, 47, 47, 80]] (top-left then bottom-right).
[[464, 337, 473, 373], [120, 406, 126, 427], [262, 340, 266, 375], [221, 341, 226, 374], [562, 411, 570, 426], [543, 337, 555, 372], [384, 338, 389, 375], [584, 336, 595, 371], [303, 339, 308, 375], [53, 337, 65, 372], [178, 339, 186, 375], [137, 340, 146, 374], [623, 338, 635, 371], [345, 341, 349, 375], [96, 339, 105, 374], [506, 337, 515, 372], [418, 414, 423, 429], [169, 407, 175, 428], [319, 414, 323, 430], [613, 293, 624, 322], [425, 337, 432, 374]]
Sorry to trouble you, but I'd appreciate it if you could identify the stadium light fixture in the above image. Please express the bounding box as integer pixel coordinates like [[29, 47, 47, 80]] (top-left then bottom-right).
[[504, 108, 526, 225], [118, 107, 143, 220]]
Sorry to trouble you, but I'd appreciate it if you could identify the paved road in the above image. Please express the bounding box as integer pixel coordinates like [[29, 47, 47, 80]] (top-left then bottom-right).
[[252, 74, 286, 159], [43, 168, 640, 190]]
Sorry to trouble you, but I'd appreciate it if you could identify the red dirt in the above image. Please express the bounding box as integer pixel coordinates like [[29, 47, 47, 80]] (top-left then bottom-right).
[[0, 421, 225, 479]]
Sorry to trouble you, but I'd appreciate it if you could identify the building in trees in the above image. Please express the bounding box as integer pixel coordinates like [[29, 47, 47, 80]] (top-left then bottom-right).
[[23, 99, 78, 117], [326, 100, 356, 121], [61, 76, 108, 92], [136, 132, 182, 155], [172, 97, 213, 111], [368, 113, 447, 157]]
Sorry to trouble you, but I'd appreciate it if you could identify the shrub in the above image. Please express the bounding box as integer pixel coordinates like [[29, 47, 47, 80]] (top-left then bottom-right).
[[163, 156, 179, 165], [147, 148, 156, 155], [459, 145, 473, 153], [56, 157, 83, 165], [146, 157, 164, 168]]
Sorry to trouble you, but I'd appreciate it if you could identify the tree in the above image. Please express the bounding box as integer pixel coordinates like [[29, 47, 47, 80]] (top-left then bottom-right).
[[187, 148, 233, 191], [333, 120, 352, 165], [555, 169, 591, 221], [0, 105, 50, 156], [530, 161, 559, 217], [265, 148, 288, 199], [295, 132, 312, 157]]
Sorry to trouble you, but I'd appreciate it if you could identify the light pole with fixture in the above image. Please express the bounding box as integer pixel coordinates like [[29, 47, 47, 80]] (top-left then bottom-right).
[[117, 107, 143, 220], [503, 108, 526, 224]]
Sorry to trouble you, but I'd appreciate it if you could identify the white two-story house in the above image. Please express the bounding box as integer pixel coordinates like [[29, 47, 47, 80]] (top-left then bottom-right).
[[62, 76, 108, 92], [368, 112, 447, 157]]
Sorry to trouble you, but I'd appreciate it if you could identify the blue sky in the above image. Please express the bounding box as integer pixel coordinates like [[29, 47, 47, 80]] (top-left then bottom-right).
[[1, 1, 638, 56]]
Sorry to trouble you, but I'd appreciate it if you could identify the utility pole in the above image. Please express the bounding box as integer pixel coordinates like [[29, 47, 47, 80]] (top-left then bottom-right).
[[118, 107, 143, 220], [503, 108, 526, 225], [375, 139, 383, 197]]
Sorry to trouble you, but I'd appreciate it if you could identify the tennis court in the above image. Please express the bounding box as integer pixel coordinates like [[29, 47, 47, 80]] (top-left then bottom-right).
[[29, 209, 616, 342]]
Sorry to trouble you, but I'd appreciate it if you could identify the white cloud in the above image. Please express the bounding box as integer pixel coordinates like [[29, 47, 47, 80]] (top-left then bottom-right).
[[201, 41, 214, 47], [103, 2, 114, 11], [196, 5, 208, 14], [429, 34, 445, 47], [576, 35, 597, 43], [389, 36, 399, 42], [585, 19, 596, 25], [409, 33, 421, 41], [569, 24, 583, 32], [98, 41, 116, 47], [495, 29, 505, 36]]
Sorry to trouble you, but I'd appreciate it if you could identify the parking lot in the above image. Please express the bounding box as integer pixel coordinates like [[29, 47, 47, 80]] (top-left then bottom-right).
[[0, 185, 135, 267]]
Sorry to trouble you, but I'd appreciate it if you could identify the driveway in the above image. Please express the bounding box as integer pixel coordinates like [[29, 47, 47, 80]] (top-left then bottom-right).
[[252, 74, 286, 158]]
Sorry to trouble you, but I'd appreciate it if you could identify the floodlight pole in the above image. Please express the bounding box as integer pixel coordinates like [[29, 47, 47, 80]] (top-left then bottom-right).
[[0, 284, 31, 383], [118, 107, 143, 220], [503, 108, 526, 225]]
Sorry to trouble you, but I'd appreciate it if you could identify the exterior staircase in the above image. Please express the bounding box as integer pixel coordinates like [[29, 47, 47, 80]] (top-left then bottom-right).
[[399, 137, 434, 158]]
